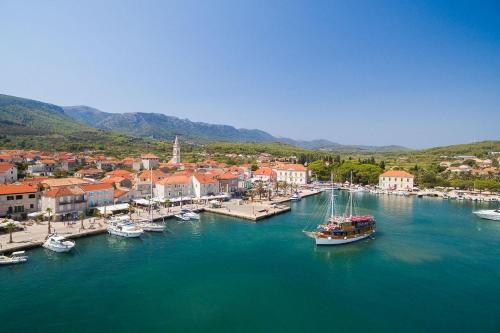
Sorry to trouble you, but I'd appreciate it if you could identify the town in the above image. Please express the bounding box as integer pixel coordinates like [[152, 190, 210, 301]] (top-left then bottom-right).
[[1, 136, 500, 252]]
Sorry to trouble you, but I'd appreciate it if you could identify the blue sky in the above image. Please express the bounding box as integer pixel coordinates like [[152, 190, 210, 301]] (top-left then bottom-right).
[[1, 0, 499, 148]]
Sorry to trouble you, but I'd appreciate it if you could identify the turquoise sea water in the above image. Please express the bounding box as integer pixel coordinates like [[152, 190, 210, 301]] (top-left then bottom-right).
[[1, 192, 499, 332]]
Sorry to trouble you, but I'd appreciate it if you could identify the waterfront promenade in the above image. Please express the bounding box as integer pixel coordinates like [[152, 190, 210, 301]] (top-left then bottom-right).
[[0, 189, 321, 253]]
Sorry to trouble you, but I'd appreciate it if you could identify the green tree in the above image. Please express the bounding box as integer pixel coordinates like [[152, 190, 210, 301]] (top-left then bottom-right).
[[3, 219, 15, 243], [79, 212, 86, 230], [308, 160, 331, 181], [45, 208, 52, 235]]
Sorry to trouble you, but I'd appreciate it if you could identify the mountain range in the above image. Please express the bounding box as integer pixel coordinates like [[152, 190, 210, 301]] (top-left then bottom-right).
[[61, 105, 409, 152], [1, 94, 498, 156]]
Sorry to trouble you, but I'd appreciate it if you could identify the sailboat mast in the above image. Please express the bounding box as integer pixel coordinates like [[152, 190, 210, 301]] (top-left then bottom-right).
[[331, 173, 334, 218], [150, 167, 153, 222], [349, 171, 353, 217]]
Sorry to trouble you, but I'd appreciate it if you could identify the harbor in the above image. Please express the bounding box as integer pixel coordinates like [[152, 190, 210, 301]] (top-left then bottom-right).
[[0, 189, 322, 252], [2, 191, 499, 332]]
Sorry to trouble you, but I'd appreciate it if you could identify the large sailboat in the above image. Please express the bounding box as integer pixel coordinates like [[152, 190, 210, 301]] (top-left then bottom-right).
[[309, 174, 376, 245]]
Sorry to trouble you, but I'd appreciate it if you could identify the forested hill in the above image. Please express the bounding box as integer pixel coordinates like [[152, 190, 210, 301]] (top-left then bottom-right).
[[62, 105, 409, 152]]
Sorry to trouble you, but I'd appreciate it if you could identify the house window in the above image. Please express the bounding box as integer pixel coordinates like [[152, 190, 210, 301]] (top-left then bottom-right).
[[30, 204, 34, 209], [7, 196, 14, 200], [14, 205, 24, 213], [29, 194, 36, 198]]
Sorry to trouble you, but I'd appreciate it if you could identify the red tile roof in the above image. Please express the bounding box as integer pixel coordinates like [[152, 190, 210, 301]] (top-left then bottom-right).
[[114, 188, 129, 198], [138, 169, 168, 182], [380, 170, 414, 178], [106, 169, 132, 177], [254, 168, 276, 177], [102, 176, 126, 184], [80, 183, 114, 192], [157, 175, 191, 185], [274, 163, 307, 171], [0, 184, 38, 195], [0, 163, 14, 173], [194, 174, 216, 184], [43, 186, 85, 198]]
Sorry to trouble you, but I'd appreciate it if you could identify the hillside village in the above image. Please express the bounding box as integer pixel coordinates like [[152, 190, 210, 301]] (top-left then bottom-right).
[[0, 137, 310, 221]]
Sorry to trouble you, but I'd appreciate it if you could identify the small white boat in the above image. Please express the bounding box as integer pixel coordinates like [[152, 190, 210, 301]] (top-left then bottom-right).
[[180, 208, 200, 220], [107, 221, 144, 238], [290, 192, 301, 201], [473, 209, 500, 221], [0, 251, 28, 265], [43, 235, 75, 253], [175, 214, 191, 221]]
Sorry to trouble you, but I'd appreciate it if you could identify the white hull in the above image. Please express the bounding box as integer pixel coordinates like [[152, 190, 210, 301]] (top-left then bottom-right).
[[473, 210, 500, 221], [0, 257, 28, 265], [43, 243, 74, 252], [315, 232, 372, 245], [107, 228, 143, 237], [175, 214, 190, 221], [43, 236, 75, 252], [138, 224, 165, 232]]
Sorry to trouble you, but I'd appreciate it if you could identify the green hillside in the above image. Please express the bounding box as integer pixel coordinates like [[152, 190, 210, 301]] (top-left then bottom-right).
[[0, 94, 173, 156]]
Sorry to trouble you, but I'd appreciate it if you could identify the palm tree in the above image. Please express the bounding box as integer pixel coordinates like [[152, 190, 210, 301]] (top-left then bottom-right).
[[128, 205, 135, 218], [45, 208, 52, 235], [3, 219, 14, 243], [79, 212, 85, 230], [248, 189, 255, 202], [255, 182, 265, 200], [281, 182, 289, 196]]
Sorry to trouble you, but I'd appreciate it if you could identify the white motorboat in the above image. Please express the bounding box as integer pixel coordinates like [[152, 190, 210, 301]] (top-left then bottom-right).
[[43, 235, 75, 253], [180, 208, 200, 220], [0, 251, 28, 265], [290, 192, 301, 201], [473, 209, 500, 221], [175, 214, 191, 221], [107, 221, 144, 238]]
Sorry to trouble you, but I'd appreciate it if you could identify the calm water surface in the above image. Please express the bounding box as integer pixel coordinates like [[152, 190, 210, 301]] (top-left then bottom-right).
[[1, 192, 499, 332]]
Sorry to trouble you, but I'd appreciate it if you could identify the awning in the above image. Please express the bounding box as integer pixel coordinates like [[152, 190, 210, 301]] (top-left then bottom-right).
[[27, 211, 46, 218], [95, 203, 129, 215], [132, 198, 151, 206]]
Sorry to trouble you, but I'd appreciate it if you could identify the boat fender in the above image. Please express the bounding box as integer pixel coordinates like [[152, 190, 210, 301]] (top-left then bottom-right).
[[344, 236, 347, 240]]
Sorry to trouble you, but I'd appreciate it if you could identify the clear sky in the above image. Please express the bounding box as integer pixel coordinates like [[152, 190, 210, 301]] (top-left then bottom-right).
[[1, 0, 499, 148]]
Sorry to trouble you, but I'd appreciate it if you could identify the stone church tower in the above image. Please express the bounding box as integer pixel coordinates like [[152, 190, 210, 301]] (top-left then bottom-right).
[[170, 136, 181, 163]]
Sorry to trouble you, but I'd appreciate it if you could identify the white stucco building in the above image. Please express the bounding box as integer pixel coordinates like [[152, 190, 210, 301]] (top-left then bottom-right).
[[378, 170, 414, 190], [0, 163, 17, 184], [273, 164, 308, 185]]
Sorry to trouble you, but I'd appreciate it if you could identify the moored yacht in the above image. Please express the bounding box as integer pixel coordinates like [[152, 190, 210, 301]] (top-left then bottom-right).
[[0, 251, 28, 265], [107, 220, 144, 238], [180, 208, 200, 220], [290, 192, 301, 201], [175, 213, 191, 221], [43, 235, 75, 253]]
